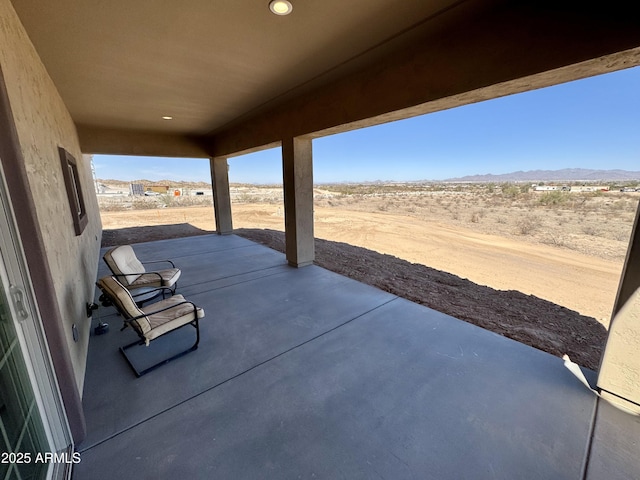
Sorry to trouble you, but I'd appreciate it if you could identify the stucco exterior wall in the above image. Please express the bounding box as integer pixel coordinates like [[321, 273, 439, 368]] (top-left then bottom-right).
[[0, 0, 102, 392]]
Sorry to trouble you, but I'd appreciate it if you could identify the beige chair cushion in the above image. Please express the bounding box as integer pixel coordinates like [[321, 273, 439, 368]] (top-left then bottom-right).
[[129, 269, 181, 289], [96, 276, 151, 334], [104, 245, 181, 288], [141, 295, 205, 343], [103, 245, 145, 285], [98, 276, 204, 345]]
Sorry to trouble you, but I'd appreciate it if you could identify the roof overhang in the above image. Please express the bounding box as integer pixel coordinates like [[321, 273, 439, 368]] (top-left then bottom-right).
[[10, 0, 640, 158]]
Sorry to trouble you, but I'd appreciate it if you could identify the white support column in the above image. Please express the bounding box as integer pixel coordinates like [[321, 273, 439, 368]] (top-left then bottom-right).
[[598, 203, 640, 413], [210, 157, 233, 235], [282, 136, 314, 267], [612, 203, 640, 317]]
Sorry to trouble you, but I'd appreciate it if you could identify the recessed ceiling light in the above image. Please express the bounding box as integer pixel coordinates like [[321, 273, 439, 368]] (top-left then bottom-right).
[[162, 116, 173, 120], [269, 0, 293, 15]]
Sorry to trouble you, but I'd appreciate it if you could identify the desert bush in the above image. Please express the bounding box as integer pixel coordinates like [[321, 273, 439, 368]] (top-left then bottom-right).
[[130, 199, 159, 210], [172, 196, 213, 207], [611, 198, 639, 213], [582, 225, 600, 236], [98, 202, 127, 212], [612, 230, 631, 242], [156, 194, 174, 207], [538, 191, 569, 206], [501, 184, 520, 199], [516, 215, 540, 235], [542, 232, 568, 247]]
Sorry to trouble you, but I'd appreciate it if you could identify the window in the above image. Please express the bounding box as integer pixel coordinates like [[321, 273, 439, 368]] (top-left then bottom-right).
[[58, 147, 88, 235]]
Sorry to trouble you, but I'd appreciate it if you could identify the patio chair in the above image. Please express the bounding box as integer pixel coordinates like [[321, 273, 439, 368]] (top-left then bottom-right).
[[103, 244, 181, 296], [96, 275, 204, 377]]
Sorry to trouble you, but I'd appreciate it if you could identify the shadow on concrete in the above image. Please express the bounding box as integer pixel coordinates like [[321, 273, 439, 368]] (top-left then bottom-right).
[[235, 227, 607, 370], [101, 223, 214, 247], [77, 234, 604, 479]]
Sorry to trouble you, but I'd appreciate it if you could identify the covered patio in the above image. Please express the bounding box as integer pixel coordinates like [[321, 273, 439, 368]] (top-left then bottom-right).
[[74, 234, 638, 479], [3, 1, 640, 478]]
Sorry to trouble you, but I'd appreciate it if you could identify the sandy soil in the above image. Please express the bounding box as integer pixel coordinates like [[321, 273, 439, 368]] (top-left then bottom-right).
[[312, 208, 622, 325]]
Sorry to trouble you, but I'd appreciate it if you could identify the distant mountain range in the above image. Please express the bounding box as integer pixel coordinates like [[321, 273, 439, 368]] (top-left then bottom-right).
[[445, 168, 640, 183]]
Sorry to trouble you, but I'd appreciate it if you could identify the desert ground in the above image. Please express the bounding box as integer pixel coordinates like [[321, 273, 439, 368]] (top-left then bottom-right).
[[99, 183, 638, 324], [98, 182, 639, 369]]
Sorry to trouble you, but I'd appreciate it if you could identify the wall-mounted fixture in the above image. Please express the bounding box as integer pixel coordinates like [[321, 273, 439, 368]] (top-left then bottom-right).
[[86, 302, 98, 317], [269, 0, 293, 15]]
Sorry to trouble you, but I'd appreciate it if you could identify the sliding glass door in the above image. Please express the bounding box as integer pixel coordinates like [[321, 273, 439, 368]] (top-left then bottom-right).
[[0, 271, 49, 480], [0, 163, 73, 479]]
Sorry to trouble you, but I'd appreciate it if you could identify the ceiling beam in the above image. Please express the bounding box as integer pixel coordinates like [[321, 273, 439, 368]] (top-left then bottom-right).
[[77, 124, 208, 158]]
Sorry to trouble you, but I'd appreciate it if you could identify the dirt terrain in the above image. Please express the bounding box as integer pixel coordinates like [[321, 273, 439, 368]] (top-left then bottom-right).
[[100, 203, 625, 323], [99, 195, 635, 370]]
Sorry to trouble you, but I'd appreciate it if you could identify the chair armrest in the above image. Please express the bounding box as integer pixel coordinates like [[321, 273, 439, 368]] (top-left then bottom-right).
[[112, 271, 164, 282], [130, 286, 174, 298], [129, 300, 199, 323], [141, 259, 176, 268]]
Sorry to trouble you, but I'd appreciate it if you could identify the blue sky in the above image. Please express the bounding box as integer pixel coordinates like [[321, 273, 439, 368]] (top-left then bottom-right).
[[93, 66, 640, 184]]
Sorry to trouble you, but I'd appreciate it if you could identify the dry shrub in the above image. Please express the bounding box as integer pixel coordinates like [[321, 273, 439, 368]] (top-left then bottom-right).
[[582, 225, 600, 236], [501, 185, 520, 198], [538, 191, 569, 206], [542, 232, 568, 247], [98, 202, 126, 212], [516, 215, 540, 235]]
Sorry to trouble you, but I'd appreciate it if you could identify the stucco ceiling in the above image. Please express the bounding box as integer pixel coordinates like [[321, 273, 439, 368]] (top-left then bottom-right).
[[11, 0, 463, 135]]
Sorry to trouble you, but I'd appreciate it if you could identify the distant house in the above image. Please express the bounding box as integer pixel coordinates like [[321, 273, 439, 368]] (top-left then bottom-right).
[[532, 185, 610, 193], [570, 185, 610, 192], [533, 185, 563, 191], [146, 185, 170, 194]]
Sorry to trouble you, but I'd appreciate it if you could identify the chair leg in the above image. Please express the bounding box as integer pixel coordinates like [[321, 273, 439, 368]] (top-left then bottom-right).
[[119, 320, 200, 377]]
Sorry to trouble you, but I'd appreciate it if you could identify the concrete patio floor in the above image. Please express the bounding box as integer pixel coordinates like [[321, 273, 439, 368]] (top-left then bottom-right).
[[74, 234, 639, 479]]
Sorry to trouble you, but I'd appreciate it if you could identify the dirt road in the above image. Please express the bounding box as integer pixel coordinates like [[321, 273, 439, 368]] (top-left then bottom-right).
[[313, 209, 621, 325]]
